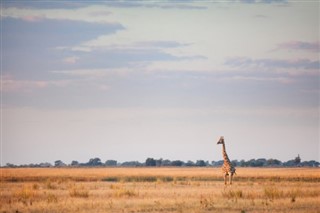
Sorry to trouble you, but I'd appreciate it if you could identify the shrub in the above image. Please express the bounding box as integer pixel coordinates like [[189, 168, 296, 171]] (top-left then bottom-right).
[[103, 177, 120, 182]]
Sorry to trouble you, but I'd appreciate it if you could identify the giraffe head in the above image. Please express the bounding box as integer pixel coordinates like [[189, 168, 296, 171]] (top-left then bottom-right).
[[217, 136, 224, 144]]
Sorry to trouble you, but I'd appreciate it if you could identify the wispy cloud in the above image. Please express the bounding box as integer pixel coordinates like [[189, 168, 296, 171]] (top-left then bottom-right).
[[2, 17, 124, 48], [155, 3, 207, 10], [2, 1, 96, 9], [277, 41, 320, 52], [2, 77, 47, 92], [89, 10, 112, 17], [63, 56, 80, 64], [2, 6, 120, 25], [83, 40, 190, 52], [1, 75, 71, 93], [21, 14, 45, 22], [225, 57, 319, 70], [3, 1, 208, 10], [239, 0, 288, 4], [51, 68, 132, 78], [3, 0, 288, 11], [100, 1, 208, 10], [225, 75, 294, 84]]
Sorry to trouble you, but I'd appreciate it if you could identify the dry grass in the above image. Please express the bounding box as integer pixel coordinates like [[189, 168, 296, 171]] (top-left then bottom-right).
[[0, 167, 319, 212]]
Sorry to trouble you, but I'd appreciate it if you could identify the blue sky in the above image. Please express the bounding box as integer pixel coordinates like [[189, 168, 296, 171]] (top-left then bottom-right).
[[1, 0, 319, 165]]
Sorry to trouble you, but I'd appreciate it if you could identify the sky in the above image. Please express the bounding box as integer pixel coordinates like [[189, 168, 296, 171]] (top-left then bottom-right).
[[1, 0, 319, 165]]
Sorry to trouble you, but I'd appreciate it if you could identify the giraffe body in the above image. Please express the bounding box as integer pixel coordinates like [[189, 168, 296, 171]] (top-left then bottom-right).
[[217, 136, 236, 185]]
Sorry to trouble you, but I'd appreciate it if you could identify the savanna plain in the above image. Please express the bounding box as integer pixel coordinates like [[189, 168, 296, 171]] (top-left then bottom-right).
[[0, 167, 319, 213]]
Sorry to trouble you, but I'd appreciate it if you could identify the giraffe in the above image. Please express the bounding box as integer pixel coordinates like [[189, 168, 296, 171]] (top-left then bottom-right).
[[217, 136, 236, 185]]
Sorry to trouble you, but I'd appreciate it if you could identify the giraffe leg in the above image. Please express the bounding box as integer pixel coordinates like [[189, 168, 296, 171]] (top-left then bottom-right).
[[229, 173, 233, 185], [224, 174, 228, 185]]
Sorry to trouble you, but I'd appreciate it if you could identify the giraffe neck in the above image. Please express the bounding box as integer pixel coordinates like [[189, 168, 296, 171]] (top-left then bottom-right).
[[222, 143, 231, 163]]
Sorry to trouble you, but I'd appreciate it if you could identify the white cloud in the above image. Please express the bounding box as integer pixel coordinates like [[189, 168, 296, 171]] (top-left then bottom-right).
[[20, 14, 46, 22], [63, 56, 79, 64], [144, 60, 216, 73], [1, 75, 72, 93], [277, 41, 319, 52], [4, 2, 318, 67], [225, 75, 295, 84], [71, 2, 318, 75], [224, 56, 319, 76], [2, 6, 113, 24], [51, 68, 132, 78]]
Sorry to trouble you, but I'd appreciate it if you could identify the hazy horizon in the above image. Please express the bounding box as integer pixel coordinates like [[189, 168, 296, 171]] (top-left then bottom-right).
[[1, 0, 319, 166]]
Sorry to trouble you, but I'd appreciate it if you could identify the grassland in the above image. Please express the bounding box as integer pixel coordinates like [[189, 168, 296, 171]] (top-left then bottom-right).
[[1, 167, 319, 213]]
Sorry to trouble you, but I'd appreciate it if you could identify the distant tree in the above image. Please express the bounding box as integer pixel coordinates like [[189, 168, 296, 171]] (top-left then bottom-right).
[[105, 160, 117, 167], [283, 160, 296, 167], [284, 155, 302, 167], [248, 159, 258, 167], [161, 159, 172, 166], [86, 158, 102, 166], [6, 163, 16, 168], [266, 159, 282, 167], [121, 161, 142, 167], [196, 160, 206, 167], [212, 160, 224, 167], [54, 160, 66, 167], [300, 160, 319, 167], [39, 162, 52, 167], [171, 160, 184, 167], [155, 158, 163, 167], [256, 158, 267, 167], [145, 158, 156, 167], [294, 155, 301, 164], [71, 161, 79, 166], [239, 160, 246, 167], [185, 160, 195, 167], [231, 160, 239, 167]]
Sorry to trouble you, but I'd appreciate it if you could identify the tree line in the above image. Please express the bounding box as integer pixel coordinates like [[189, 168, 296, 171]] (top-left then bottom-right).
[[4, 155, 319, 168]]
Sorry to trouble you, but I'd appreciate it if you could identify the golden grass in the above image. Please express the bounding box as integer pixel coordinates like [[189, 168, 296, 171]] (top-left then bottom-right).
[[0, 167, 319, 213]]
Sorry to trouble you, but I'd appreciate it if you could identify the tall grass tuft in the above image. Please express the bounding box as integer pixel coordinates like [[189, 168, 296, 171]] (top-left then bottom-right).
[[200, 194, 215, 210], [114, 188, 138, 197], [111, 184, 138, 197], [14, 186, 37, 206], [264, 187, 283, 201], [46, 193, 58, 203], [45, 180, 58, 190], [221, 189, 243, 201], [69, 185, 89, 198]]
